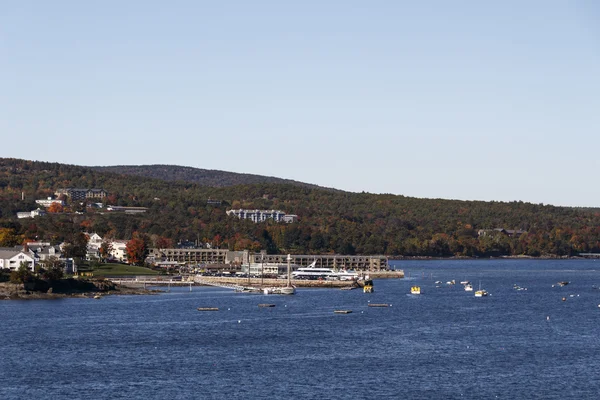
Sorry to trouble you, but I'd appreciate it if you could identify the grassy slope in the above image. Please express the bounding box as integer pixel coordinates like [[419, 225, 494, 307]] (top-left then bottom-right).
[[90, 264, 160, 276]]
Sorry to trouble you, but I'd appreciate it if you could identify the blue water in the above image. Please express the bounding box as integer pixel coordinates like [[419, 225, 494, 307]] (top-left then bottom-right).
[[1, 259, 599, 399]]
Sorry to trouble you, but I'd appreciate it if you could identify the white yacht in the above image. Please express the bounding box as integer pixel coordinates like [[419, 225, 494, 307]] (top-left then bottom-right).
[[291, 261, 358, 281]]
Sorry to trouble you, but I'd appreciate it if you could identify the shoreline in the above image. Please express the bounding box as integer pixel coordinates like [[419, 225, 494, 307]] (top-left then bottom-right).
[[0, 281, 159, 301]]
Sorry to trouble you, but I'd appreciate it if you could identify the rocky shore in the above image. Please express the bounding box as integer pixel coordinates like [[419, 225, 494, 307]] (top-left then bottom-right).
[[0, 278, 157, 300]]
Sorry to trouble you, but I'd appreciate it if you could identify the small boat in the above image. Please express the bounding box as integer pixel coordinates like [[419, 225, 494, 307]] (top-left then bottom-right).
[[464, 283, 473, 292], [368, 303, 389, 307], [363, 279, 374, 293], [263, 254, 296, 295], [263, 286, 295, 295], [334, 310, 352, 314], [197, 307, 219, 311], [258, 304, 276, 308], [558, 281, 569, 287], [410, 286, 421, 295], [460, 280, 470, 285], [474, 281, 487, 297], [93, 294, 102, 299]]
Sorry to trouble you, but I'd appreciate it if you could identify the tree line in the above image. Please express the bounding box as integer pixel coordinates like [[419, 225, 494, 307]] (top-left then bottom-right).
[[1, 158, 599, 258]]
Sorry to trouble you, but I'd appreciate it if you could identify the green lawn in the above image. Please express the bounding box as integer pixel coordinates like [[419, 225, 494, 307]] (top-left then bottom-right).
[[90, 263, 160, 276]]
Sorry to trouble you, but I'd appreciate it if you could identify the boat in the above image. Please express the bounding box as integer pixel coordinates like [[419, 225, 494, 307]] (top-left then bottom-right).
[[291, 261, 359, 281], [464, 283, 473, 292], [363, 279, 374, 293], [474, 281, 487, 297], [460, 280, 470, 285], [410, 286, 421, 295], [263, 286, 295, 295], [263, 254, 296, 295], [334, 310, 352, 314]]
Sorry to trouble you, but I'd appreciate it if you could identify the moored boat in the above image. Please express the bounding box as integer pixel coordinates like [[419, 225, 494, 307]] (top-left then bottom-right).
[[363, 279, 374, 293], [464, 283, 473, 292], [410, 286, 421, 295]]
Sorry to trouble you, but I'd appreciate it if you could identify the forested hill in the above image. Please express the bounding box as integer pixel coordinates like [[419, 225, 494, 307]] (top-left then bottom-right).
[[1, 158, 599, 257], [92, 164, 326, 190]]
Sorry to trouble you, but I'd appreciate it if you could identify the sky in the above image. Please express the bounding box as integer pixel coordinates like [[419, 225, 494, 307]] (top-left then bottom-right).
[[1, 1, 599, 207]]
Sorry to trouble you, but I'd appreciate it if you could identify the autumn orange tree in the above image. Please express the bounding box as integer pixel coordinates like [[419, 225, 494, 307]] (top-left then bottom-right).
[[126, 233, 149, 266], [47, 203, 64, 213]]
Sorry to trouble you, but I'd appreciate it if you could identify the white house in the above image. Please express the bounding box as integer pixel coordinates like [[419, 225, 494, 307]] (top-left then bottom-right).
[[85, 233, 103, 260], [0, 249, 36, 271], [16, 208, 46, 219], [109, 240, 128, 263]]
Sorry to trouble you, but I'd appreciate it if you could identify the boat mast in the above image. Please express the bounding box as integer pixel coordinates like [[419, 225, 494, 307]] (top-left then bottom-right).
[[287, 254, 292, 287]]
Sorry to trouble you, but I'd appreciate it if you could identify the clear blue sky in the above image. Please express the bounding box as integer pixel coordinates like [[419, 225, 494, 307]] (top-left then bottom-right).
[[2, 1, 599, 207]]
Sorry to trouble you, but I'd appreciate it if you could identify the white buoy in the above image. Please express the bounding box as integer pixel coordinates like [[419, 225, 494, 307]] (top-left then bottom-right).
[[546, 316, 550, 321], [238, 320, 241, 323], [228, 308, 230, 310]]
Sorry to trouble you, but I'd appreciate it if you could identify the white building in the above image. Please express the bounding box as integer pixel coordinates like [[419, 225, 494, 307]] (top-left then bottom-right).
[[226, 209, 297, 223], [0, 249, 36, 271], [35, 197, 65, 208], [109, 240, 128, 263], [86, 233, 103, 260], [17, 208, 46, 219]]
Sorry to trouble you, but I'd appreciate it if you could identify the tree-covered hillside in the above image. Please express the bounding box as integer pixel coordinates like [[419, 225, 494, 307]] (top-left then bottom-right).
[[1, 158, 599, 257], [92, 164, 328, 190]]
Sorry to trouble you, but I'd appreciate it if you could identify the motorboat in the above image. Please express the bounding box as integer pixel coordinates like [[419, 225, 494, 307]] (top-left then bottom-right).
[[410, 286, 421, 295], [363, 279, 374, 293], [464, 283, 473, 292]]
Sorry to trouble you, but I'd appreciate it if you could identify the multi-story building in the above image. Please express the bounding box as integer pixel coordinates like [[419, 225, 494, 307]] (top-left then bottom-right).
[[0, 249, 36, 271], [55, 188, 108, 200], [148, 248, 230, 265], [147, 248, 387, 271], [226, 209, 297, 223]]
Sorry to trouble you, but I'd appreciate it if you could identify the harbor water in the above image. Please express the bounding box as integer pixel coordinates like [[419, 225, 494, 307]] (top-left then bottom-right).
[[1, 259, 599, 399]]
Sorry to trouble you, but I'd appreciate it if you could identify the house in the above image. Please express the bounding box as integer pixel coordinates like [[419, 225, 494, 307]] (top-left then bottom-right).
[[108, 240, 128, 263], [26, 244, 62, 262], [86, 233, 103, 260], [478, 228, 527, 238], [17, 208, 46, 219], [0, 249, 36, 271]]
